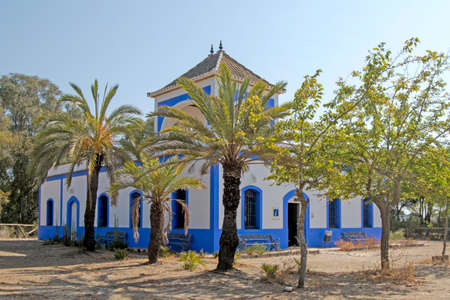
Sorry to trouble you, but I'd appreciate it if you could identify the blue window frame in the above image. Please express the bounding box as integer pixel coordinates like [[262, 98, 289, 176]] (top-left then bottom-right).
[[328, 198, 341, 228], [46, 199, 54, 226], [363, 198, 373, 228], [130, 191, 143, 228], [97, 195, 109, 227], [172, 189, 187, 229], [242, 186, 262, 230]]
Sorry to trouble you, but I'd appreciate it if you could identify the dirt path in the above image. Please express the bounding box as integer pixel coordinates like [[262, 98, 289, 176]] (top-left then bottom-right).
[[0, 239, 448, 299]]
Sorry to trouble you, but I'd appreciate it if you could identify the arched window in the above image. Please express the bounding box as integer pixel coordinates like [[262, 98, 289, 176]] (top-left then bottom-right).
[[46, 199, 54, 226], [328, 198, 341, 228], [172, 189, 187, 229], [243, 188, 261, 229], [97, 195, 109, 227], [130, 191, 143, 228], [363, 198, 373, 228]]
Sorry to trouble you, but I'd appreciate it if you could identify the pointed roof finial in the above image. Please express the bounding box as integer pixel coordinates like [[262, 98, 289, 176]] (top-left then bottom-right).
[[210, 44, 214, 55], [219, 40, 223, 51]]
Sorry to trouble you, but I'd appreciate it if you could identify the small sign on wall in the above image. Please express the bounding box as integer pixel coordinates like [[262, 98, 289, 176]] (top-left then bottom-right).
[[273, 208, 279, 217]]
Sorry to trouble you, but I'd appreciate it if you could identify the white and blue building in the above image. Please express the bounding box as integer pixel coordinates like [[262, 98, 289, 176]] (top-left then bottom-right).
[[38, 47, 381, 252]]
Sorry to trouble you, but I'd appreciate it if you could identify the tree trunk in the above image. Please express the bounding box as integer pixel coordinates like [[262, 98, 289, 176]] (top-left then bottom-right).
[[148, 201, 164, 264], [442, 199, 448, 259], [83, 156, 102, 251], [217, 163, 241, 271], [379, 204, 391, 271], [297, 189, 308, 289]]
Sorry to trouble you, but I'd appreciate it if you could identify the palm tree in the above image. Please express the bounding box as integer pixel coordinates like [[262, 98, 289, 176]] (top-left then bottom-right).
[[151, 63, 290, 270], [119, 117, 155, 162], [110, 154, 203, 263], [33, 80, 141, 251]]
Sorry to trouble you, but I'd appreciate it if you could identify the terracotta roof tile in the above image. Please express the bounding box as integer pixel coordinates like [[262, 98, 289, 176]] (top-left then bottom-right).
[[149, 50, 274, 96]]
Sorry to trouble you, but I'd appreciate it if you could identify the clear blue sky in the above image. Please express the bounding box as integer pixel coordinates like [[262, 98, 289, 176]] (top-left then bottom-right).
[[1, 0, 449, 115]]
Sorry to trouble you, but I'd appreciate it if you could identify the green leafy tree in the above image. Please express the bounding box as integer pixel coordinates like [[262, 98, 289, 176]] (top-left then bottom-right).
[[0, 74, 62, 223], [330, 38, 449, 270], [110, 155, 203, 263], [33, 80, 140, 250], [150, 63, 289, 270], [413, 145, 449, 259], [266, 70, 360, 288]]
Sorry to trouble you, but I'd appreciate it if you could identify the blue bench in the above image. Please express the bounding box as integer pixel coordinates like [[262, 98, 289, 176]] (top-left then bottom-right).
[[341, 232, 366, 243], [168, 233, 192, 251], [100, 231, 127, 246], [238, 233, 280, 251]]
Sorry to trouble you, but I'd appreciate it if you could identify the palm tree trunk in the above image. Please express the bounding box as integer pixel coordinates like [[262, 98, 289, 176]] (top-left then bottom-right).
[[297, 189, 308, 288], [379, 204, 390, 271], [148, 201, 164, 264], [217, 163, 241, 271], [83, 157, 102, 251]]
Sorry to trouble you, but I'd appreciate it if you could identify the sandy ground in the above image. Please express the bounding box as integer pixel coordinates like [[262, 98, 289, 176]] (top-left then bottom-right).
[[0, 239, 449, 299]]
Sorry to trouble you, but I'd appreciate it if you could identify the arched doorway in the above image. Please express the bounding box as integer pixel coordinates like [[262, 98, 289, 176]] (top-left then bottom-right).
[[283, 190, 310, 247], [67, 196, 79, 240]]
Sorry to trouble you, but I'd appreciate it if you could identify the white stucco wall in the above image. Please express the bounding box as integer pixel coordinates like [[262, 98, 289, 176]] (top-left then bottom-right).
[[218, 164, 296, 230], [62, 175, 87, 227], [341, 197, 362, 228], [373, 204, 382, 227], [307, 190, 327, 228], [40, 180, 60, 226]]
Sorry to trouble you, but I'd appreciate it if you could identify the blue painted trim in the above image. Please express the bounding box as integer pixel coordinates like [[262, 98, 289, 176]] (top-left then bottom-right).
[[38, 184, 41, 227], [308, 227, 382, 248], [46, 199, 54, 226], [171, 189, 189, 231], [59, 179, 63, 228], [241, 185, 262, 230], [282, 190, 310, 249], [327, 197, 341, 229], [67, 196, 80, 235], [46, 170, 89, 182], [361, 197, 374, 228], [157, 85, 211, 133], [210, 164, 220, 252], [97, 193, 110, 228], [129, 190, 143, 228]]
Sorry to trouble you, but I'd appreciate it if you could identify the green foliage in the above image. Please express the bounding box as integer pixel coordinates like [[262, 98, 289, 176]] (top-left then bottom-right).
[[390, 229, 405, 241], [32, 80, 141, 186], [110, 154, 203, 240], [326, 38, 448, 270], [149, 62, 290, 183], [179, 250, 204, 271], [245, 244, 266, 256], [261, 264, 279, 279], [114, 249, 128, 260], [0, 74, 64, 223], [159, 246, 174, 258]]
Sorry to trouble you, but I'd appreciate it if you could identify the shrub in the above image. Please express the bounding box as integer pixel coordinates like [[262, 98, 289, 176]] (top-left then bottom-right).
[[159, 246, 174, 258], [114, 249, 128, 260], [390, 229, 405, 241], [233, 250, 241, 266], [261, 264, 279, 280], [62, 225, 72, 246], [335, 238, 380, 251], [108, 240, 127, 250], [245, 244, 266, 256], [213, 251, 219, 258], [180, 251, 204, 271]]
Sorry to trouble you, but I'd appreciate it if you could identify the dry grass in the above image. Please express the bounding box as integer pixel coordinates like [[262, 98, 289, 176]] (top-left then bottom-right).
[[335, 237, 380, 251], [360, 262, 420, 286]]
